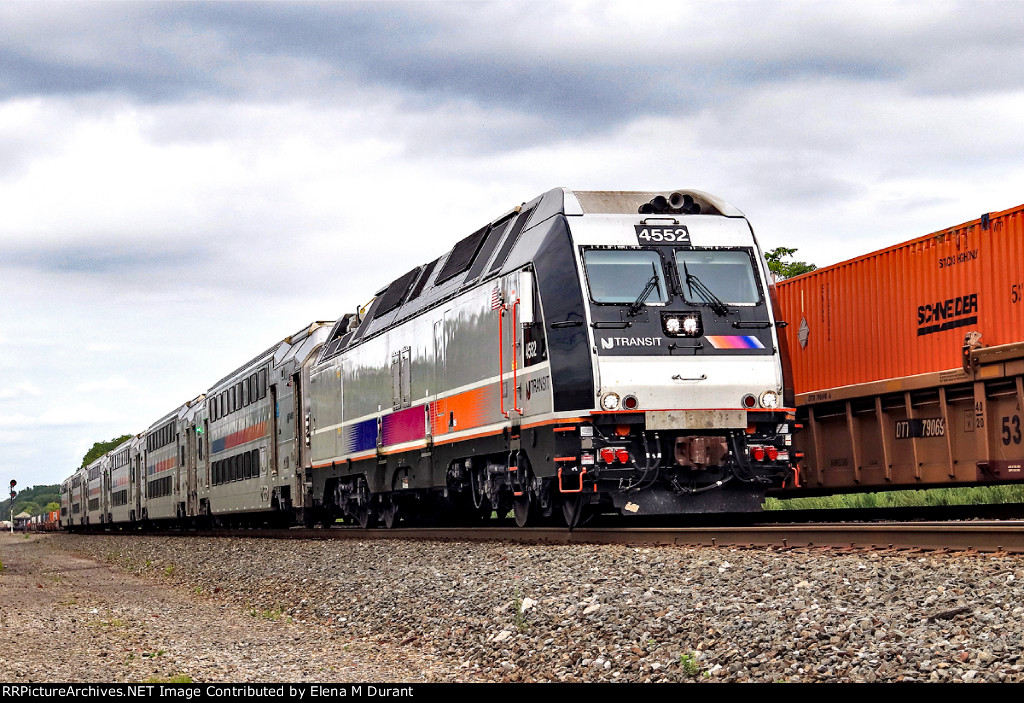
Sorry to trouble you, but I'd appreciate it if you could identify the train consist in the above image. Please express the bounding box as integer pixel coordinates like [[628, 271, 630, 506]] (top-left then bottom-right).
[[776, 202, 1024, 494], [60, 188, 796, 530]]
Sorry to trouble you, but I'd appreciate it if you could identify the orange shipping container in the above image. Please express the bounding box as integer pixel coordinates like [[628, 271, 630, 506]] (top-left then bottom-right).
[[777, 203, 1024, 397]]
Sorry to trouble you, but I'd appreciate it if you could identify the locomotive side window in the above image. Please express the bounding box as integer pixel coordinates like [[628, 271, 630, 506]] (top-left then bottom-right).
[[583, 250, 669, 304], [674, 249, 761, 305]]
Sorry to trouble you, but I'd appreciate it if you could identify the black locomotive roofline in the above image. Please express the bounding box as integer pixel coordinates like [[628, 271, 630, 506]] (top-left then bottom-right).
[[319, 188, 743, 359], [59, 187, 796, 532]]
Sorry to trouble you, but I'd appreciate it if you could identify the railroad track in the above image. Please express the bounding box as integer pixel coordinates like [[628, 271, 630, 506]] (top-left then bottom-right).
[[105, 520, 1024, 553]]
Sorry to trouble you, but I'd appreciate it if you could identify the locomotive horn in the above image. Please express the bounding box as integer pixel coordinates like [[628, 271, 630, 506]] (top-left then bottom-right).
[[651, 195, 669, 212], [669, 192, 692, 210]]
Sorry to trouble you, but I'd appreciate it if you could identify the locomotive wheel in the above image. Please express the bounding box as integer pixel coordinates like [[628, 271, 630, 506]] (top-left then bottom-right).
[[355, 504, 374, 529], [381, 497, 399, 529], [561, 495, 586, 529], [513, 493, 537, 528]]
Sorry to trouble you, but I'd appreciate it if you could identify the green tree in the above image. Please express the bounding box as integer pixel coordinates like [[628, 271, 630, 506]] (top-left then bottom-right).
[[81, 434, 133, 468], [1, 484, 61, 517], [765, 247, 816, 280]]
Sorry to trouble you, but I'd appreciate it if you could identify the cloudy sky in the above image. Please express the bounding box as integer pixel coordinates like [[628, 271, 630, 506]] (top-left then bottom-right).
[[3, 0, 1024, 491]]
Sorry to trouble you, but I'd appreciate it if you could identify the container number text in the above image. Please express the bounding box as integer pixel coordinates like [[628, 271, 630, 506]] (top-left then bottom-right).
[[895, 417, 945, 439]]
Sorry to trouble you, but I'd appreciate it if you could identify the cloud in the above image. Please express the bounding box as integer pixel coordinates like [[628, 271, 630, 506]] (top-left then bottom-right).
[[73, 377, 143, 394], [3, 1, 1022, 147], [0, 382, 41, 400], [37, 402, 128, 427]]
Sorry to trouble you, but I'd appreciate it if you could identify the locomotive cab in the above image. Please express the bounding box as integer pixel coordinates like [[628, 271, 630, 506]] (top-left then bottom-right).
[[550, 190, 795, 516]]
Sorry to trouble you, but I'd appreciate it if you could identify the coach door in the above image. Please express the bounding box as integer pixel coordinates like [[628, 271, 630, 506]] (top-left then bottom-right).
[[134, 452, 143, 521], [186, 426, 198, 516], [276, 377, 296, 478]]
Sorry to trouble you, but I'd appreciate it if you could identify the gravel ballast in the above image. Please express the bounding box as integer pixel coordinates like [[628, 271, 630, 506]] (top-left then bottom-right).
[[5, 532, 1024, 682]]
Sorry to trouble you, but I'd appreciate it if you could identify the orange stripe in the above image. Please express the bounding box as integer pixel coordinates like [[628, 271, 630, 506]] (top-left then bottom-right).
[[521, 416, 589, 430], [553, 456, 577, 462], [433, 427, 504, 446]]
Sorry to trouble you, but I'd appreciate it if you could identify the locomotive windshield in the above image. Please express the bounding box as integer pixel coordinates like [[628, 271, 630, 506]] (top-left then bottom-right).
[[674, 250, 761, 305], [583, 250, 669, 304]]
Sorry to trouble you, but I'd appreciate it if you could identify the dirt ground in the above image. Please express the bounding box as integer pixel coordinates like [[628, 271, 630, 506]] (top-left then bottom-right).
[[0, 533, 449, 682]]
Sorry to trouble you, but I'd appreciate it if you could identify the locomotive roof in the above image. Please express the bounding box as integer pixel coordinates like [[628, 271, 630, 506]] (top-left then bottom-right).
[[318, 187, 743, 360]]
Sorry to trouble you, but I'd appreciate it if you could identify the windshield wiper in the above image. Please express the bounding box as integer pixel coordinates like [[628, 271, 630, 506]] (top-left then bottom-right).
[[683, 262, 730, 317], [627, 264, 660, 317]]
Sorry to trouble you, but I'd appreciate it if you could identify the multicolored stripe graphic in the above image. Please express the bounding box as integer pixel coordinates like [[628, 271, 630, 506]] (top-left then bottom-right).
[[382, 405, 427, 446], [705, 335, 765, 350], [211, 421, 268, 454], [344, 419, 380, 454], [147, 457, 176, 476]]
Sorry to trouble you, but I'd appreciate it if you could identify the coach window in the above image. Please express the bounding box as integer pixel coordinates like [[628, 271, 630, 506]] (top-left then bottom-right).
[[582, 249, 669, 305], [249, 374, 257, 403], [242, 380, 249, 407], [258, 369, 268, 399]]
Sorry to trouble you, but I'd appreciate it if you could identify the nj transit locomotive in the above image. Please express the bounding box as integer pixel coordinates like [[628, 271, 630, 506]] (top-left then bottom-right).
[[60, 188, 795, 530]]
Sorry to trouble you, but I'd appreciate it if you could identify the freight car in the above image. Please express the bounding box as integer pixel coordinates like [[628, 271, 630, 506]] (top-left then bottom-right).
[[776, 202, 1024, 493], [59, 188, 795, 530]]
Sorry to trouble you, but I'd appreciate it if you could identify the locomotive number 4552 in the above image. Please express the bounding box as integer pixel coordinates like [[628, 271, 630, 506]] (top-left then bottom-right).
[[635, 225, 690, 245]]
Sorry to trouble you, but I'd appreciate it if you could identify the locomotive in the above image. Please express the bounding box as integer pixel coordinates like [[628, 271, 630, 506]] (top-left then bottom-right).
[[60, 188, 795, 530]]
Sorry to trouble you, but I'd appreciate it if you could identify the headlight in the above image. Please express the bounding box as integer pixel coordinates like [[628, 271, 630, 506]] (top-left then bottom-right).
[[601, 392, 620, 411], [663, 312, 702, 337], [759, 390, 780, 409]]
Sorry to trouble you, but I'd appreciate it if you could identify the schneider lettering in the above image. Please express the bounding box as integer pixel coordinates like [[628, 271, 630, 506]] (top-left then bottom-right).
[[916, 293, 978, 336]]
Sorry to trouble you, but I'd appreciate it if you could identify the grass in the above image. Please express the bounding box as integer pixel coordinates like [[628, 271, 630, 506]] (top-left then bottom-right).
[[142, 675, 193, 684], [90, 618, 126, 629], [163, 564, 175, 577], [512, 587, 528, 633], [679, 652, 701, 677], [765, 484, 1024, 511], [248, 605, 287, 622]]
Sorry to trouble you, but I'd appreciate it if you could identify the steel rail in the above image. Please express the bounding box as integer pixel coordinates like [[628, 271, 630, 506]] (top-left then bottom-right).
[[125, 521, 1024, 553]]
